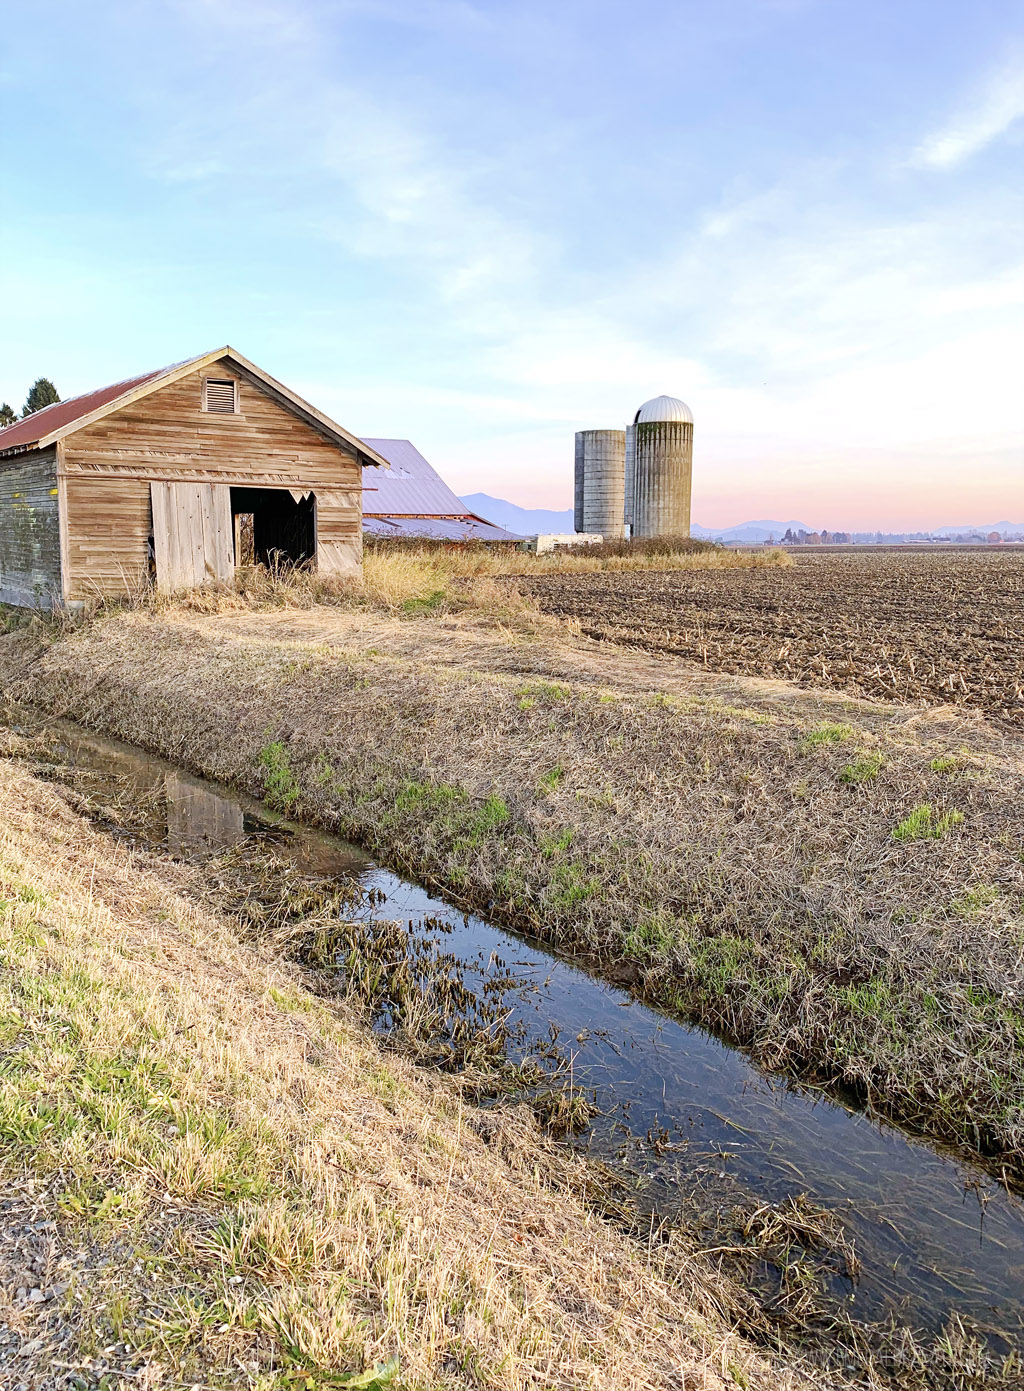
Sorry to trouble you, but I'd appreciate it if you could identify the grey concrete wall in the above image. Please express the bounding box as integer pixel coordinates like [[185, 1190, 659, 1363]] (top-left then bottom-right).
[[632, 421, 692, 539], [577, 429, 627, 539], [0, 447, 62, 608], [624, 424, 636, 532], [574, 434, 585, 534]]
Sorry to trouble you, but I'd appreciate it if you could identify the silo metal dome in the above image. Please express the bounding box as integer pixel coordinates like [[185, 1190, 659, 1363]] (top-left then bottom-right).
[[628, 394, 694, 538], [633, 395, 693, 426]]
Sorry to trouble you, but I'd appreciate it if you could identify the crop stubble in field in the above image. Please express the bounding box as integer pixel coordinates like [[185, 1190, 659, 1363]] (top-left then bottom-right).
[[516, 550, 1024, 720]]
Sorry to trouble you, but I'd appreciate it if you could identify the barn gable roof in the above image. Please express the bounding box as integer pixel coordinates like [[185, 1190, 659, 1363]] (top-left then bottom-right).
[[361, 438, 472, 516], [360, 438, 522, 541], [0, 347, 391, 470], [0, 369, 165, 455]]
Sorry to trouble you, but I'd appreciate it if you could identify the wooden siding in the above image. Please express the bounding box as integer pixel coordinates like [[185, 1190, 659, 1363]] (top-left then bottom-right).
[[315, 492, 362, 542], [63, 360, 362, 488], [60, 358, 363, 597], [64, 476, 151, 600], [0, 447, 62, 608], [315, 489, 362, 577], [151, 483, 233, 592]]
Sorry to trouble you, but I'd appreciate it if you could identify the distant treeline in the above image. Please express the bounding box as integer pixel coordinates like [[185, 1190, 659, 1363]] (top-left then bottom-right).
[[781, 528, 1022, 545]]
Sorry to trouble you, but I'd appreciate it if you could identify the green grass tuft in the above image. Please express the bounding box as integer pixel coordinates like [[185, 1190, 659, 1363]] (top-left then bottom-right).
[[538, 765, 565, 795], [952, 884, 1000, 917], [540, 828, 574, 860], [259, 740, 300, 812], [892, 804, 965, 842], [800, 722, 853, 751], [839, 754, 883, 785], [623, 911, 682, 962], [401, 588, 448, 616]]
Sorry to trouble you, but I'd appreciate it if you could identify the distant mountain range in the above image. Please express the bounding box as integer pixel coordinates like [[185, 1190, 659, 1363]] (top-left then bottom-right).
[[461, 495, 810, 542], [939, 522, 1024, 536], [460, 494, 577, 535], [461, 495, 1024, 542], [691, 520, 814, 543]]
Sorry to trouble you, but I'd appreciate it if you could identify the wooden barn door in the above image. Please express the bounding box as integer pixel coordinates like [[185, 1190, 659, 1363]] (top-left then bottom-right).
[[150, 482, 233, 592]]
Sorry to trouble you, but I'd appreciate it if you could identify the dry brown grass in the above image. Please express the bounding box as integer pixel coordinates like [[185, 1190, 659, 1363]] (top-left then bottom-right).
[[505, 546, 792, 575], [20, 541, 791, 633], [0, 758, 819, 1390], [359, 539, 791, 591], [2, 605, 1022, 1183]]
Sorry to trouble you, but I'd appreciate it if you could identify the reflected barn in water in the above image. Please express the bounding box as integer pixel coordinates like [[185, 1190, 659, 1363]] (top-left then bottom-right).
[[165, 772, 245, 857]]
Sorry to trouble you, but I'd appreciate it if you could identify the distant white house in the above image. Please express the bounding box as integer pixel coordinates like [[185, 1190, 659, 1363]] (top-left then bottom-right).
[[530, 532, 603, 554]]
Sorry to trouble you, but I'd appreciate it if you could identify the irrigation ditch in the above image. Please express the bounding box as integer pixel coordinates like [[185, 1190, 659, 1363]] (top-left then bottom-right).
[[2, 699, 1023, 1386]]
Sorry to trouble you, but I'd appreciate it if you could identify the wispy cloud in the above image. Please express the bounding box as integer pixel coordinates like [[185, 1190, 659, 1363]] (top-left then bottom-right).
[[911, 58, 1024, 168], [3, 0, 1021, 528], [164, 0, 549, 311]]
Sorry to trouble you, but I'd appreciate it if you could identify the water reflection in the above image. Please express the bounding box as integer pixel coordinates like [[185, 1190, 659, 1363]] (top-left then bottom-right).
[[11, 710, 1024, 1344], [165, 771, 244, 856], [41, 725, 368, 876], [353, 872, 1024, 1336]]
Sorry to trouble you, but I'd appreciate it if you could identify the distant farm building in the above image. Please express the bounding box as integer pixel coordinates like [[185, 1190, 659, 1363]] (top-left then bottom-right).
[[0, 347, 388, 607], [360, 439, 522, 543], [532, 533, 602, 554]]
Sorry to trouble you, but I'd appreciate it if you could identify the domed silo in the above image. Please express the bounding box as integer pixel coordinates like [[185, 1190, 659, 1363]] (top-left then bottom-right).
[[630, 395, 693, 539], [574, 429, 627, 538]]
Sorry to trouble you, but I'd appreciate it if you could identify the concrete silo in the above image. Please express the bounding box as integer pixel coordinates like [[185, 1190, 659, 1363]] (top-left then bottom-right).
[[624, 423, 636, 531], [628, 395, 693, 539], [574, 429, 627, 539], [573, 434, 586, 533]]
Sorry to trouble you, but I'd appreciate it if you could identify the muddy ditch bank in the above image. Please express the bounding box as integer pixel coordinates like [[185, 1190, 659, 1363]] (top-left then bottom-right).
[[1, 616, 1023, 1178], [3, 699, 1024, 1378]]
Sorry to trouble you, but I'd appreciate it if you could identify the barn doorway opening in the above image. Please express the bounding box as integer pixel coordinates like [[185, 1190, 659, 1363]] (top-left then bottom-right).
[[230, 488, 315, 569]]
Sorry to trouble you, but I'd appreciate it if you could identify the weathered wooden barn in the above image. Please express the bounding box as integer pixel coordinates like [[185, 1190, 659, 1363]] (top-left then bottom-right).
[[0, 347, 388, 607]]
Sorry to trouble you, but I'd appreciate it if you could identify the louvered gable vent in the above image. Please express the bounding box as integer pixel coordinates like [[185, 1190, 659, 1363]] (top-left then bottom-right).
[[204, 379, 237, 413]]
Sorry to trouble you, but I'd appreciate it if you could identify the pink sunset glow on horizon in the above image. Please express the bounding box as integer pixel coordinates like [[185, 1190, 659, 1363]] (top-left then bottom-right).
[[2, 3, 1020, 537]]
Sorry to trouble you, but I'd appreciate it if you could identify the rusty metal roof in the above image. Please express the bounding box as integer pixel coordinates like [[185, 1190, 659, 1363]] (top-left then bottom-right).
[[0, 369, 164, 455]]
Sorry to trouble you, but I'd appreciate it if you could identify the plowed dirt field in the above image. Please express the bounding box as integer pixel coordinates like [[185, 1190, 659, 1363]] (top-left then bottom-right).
[[515, 549, 1024, 721]]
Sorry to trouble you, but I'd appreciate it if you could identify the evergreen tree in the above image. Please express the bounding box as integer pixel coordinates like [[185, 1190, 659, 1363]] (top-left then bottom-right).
[[0, 403, 15, 428], [22, 378, 60, 417]]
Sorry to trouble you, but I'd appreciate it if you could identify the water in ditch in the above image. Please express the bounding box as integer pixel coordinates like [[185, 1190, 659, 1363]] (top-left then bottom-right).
[[4, 706, 1024, 1354]]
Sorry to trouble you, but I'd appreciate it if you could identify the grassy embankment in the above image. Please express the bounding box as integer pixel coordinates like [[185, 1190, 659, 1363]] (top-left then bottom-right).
[[0, 539, 791, 647], [1, 565, 1022, 1181], [0, 756, 815, 1390]]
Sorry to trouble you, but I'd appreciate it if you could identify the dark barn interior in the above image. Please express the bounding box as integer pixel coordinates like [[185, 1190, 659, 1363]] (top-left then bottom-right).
[[230, 487, 315, 568]]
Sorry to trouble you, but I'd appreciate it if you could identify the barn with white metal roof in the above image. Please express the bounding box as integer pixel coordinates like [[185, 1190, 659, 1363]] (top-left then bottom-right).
[[361, 439, 522, 542]]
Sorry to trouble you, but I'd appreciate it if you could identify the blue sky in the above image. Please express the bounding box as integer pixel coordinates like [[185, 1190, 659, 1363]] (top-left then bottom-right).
[[1, 0, 1021, 528]]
